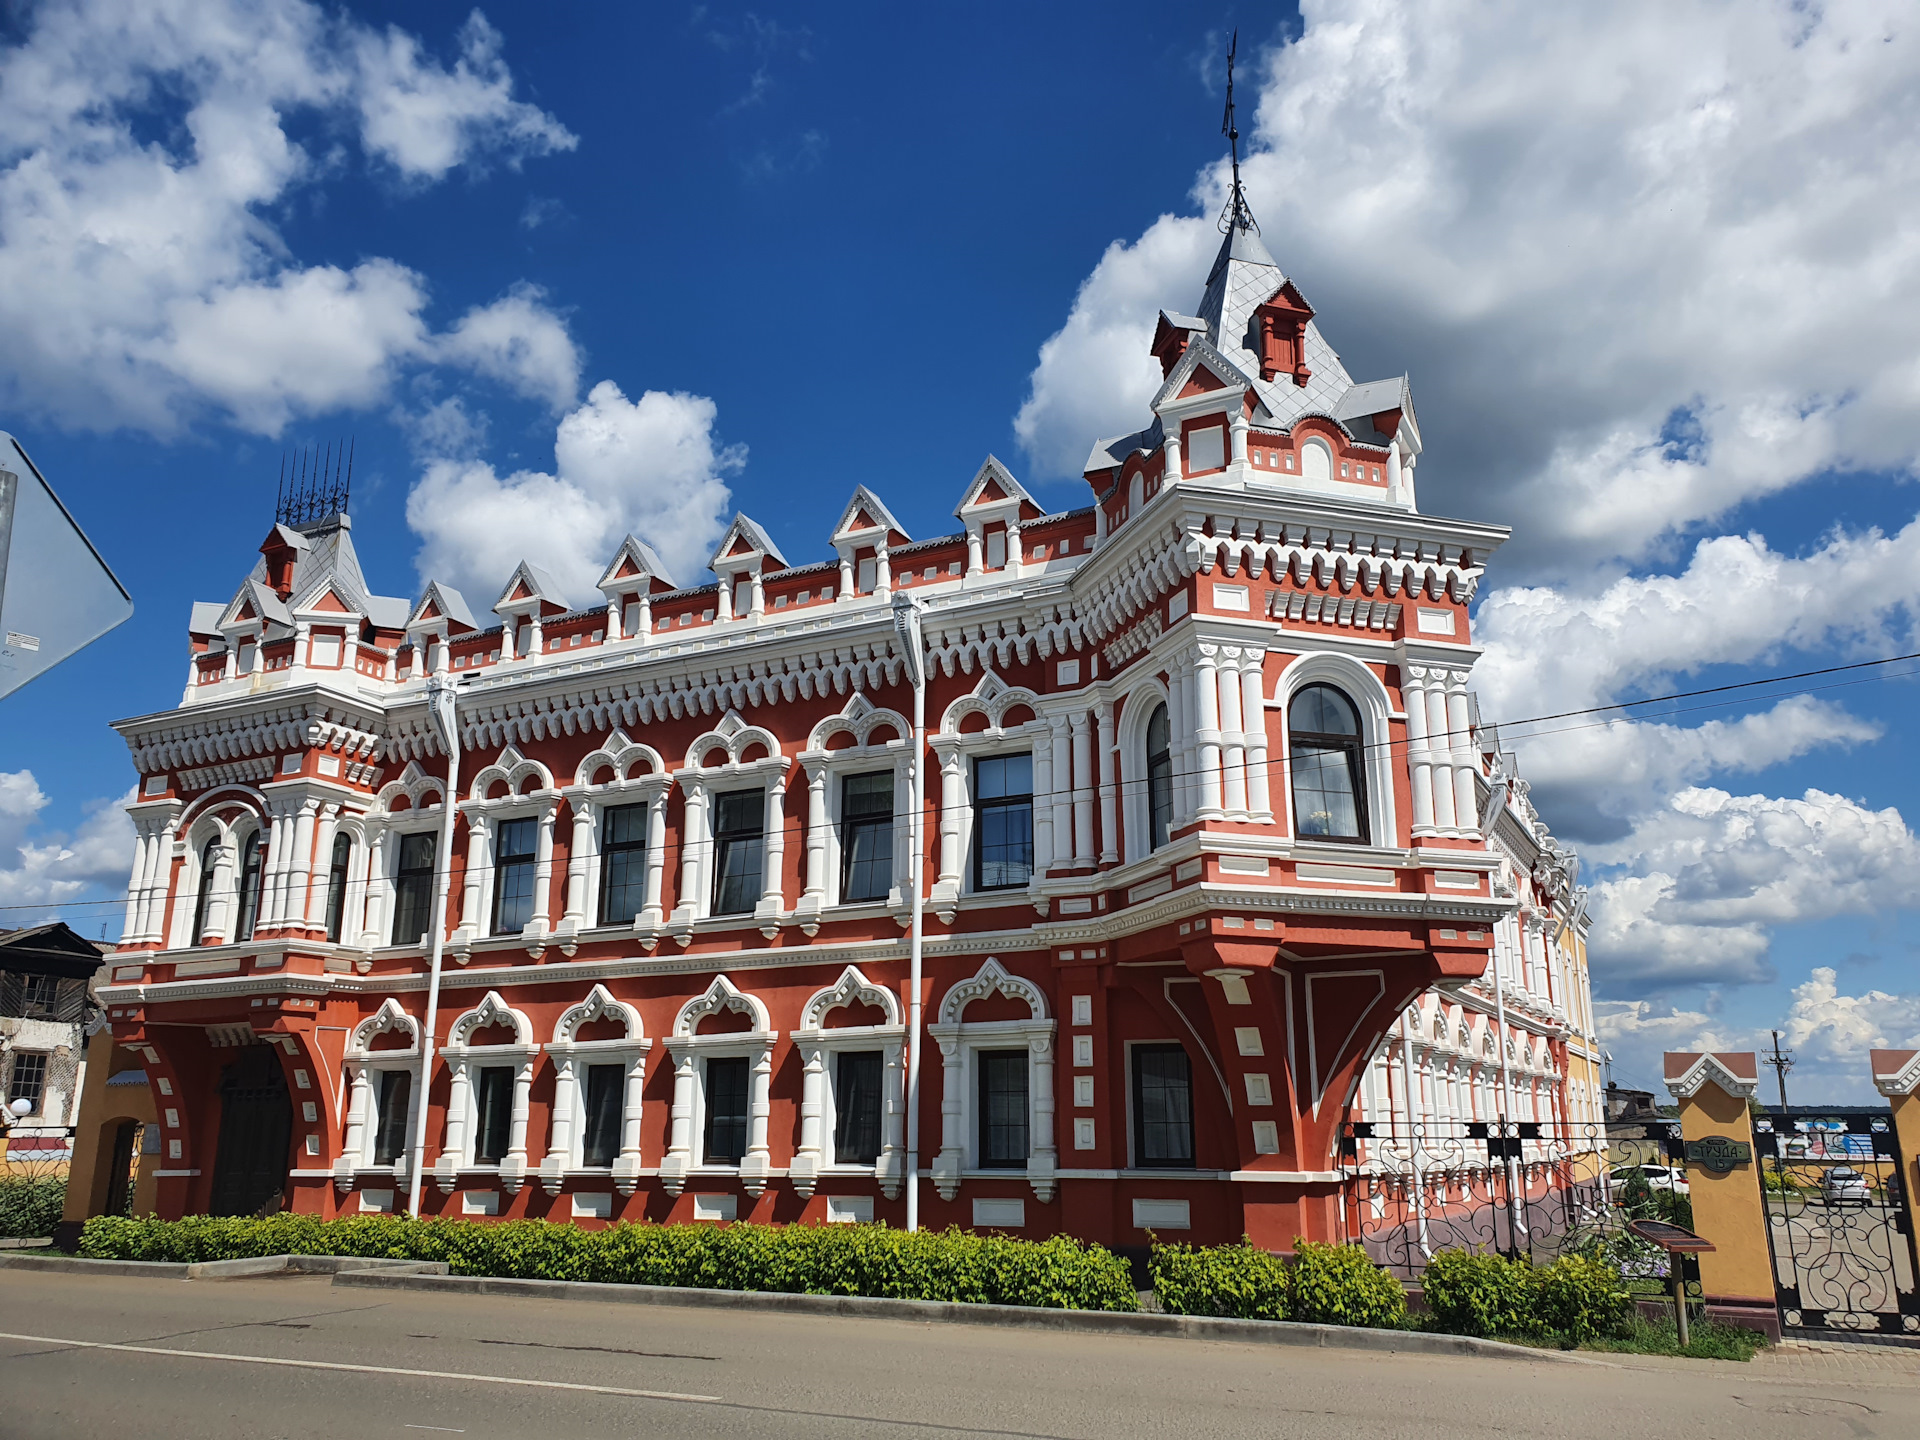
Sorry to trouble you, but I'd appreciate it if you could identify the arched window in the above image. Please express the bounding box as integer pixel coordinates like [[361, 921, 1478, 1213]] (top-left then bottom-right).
[[323, 833, 353, 943], [1145, 703, 1173, 852], [1288, 685, 1367, 843], [233, 833, 265, 940], [192, 838, 218, 945]]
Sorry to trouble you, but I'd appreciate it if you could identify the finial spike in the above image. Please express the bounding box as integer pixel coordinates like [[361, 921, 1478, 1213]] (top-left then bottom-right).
[[1218, 30, 1259, 237]]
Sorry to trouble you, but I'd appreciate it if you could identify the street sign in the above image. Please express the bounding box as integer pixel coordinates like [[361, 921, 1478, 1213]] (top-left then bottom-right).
[[1685, 1135, 1753, 1175], [0, 432, 132, 698]]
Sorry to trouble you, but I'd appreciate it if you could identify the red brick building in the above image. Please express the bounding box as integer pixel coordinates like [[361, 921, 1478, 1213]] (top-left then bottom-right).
[[101, 213, 1520, 1250]]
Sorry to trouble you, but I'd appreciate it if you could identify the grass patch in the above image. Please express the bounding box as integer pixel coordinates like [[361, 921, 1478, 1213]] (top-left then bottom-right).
[[1580, 1314, 1772, 1361]]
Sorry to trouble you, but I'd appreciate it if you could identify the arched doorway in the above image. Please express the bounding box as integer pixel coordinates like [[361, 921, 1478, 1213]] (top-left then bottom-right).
[[208, 1047, 292, 1217]]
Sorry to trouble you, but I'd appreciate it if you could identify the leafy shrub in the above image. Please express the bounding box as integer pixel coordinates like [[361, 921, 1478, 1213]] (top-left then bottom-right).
[[1149, 1240, 1289, 1320], [0, 1177, 65, 1238], [76, 1214, 1138, 1312], [1289, 1239, 1408, 1328], [1422, 1248, 1629, 1342]]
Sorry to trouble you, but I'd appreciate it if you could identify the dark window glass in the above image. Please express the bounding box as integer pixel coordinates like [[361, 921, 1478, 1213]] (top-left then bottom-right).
[[373, 1068, 411, 1166], [834, 1050, 884, 1164], [1288, 685, 1367, 843], [19, 975, 57, 1018], [1132, 1044, 1195, 1167], [972, 754, 1033, 891], [193, 838, 218, 945], [840, 772, 894, 903], [324, 833, 353, 943], [474, 1065, 513, 1165], [703, 1056, 750, 1164], [598, 804, 647, 925], [583, 1064, 624, 1167], [712, 790, 764, 916], [391, 832, 436, 946], [491, 817, 538, 935], [6, 1052, 47, 1112], [977, 1049, 1029, 1167], [234, 836, 265, 940], [1146, 703, 1174, 852]]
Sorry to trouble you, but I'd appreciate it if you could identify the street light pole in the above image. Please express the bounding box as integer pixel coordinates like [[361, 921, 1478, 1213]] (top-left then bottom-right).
[[890, 594, 926, 1233], [406, 675, 462, 1218]]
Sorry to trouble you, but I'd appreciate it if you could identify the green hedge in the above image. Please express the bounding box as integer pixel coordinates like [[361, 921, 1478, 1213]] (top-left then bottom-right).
[[1421, 1249, 1631, 1342], [0, 1177, 65, 1238], [79, 1213, 1137, 1311], [1150, 1238, 1407, 1329]]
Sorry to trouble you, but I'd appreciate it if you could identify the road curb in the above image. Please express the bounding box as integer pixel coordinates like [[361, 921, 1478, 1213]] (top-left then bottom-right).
[[331, 1269, 1592, 1364], [0, 1253, 448, 1281], [0, 1254, 192, 1279]]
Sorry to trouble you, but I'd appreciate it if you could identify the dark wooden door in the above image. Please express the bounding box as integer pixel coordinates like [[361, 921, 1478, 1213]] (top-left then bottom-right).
[[208, 1047, 292, 1217], [104, 1119, 138, 1216]]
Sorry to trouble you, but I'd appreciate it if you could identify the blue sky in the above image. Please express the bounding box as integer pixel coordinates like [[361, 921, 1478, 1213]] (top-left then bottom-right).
[[3, 1, 1917, 1102]]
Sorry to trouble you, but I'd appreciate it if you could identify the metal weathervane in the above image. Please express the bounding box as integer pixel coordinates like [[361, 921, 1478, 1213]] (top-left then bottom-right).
[[1219, 30, 1260, 236], [275, 439, 354, 527]]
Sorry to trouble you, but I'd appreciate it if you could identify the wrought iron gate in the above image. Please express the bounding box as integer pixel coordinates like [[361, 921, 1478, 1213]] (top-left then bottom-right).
[[1754, 1107, 1919, 1335]]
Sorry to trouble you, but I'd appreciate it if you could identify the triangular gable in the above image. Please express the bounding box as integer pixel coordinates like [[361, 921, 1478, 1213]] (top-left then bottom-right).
[[831, 486, 910, 544], [725, 535, 754, 557], [418, 598, 441, 621], [1179, 365, 1228, 398], [953, 455, 1039, 519], [409, 581, 477, 633], [311, 587, 351, 614], [237, 600, 256, 621], [597, 535, 678, 597], [221, 578, 291, 632], [493, 560, 563, 616], [612, 557, 639, 579], [1150, 336, 1256, 414], [707, 514, 788, 573], [507, 580, 532, 601]]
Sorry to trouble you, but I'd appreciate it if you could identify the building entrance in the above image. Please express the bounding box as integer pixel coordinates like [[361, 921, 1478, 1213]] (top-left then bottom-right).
[[207, 1046, 291, 1217]]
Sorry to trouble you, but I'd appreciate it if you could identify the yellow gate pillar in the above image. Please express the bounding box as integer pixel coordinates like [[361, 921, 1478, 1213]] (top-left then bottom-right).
[[1871, 1049, 1920, 1289], [1664, 1051, 1778, 1338]]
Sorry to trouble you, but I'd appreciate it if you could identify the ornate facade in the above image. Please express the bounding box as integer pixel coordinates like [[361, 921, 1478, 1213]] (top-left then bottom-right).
[[98, 212, 1596, 1250]]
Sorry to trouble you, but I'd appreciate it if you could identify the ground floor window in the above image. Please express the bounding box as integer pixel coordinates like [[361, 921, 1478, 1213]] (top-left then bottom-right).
[[474, 1066, 513, 1165], [833, 1050, 884, 1164], [704, 1055, 750, 1163], [977, 1049, 1029, 1167], [1131, 1044, 1195, 1167], [582, 1063, 624, 1168], [372, 1069, 411, 1165]]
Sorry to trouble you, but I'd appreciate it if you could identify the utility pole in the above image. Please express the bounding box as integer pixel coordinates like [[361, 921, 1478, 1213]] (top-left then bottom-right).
[[1764, 1030, 1794, 1110]]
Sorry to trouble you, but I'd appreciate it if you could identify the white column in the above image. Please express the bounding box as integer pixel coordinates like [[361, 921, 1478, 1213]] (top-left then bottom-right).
[[758, 775, 786, 919], [1404, 666, 1436, 836], [660, 1049, 696, 1196], [359, 830, 389, 948], [529, 806, 557, 934], [287, 798, 319, 929], [1049, 715, 1072, 873], [800, 763, 829, 910], [503, 1055, 534, 1188], [1028, 1033, 1057, 1204], [1070, 712, 1094, 867], [933, 1035, 964, 1200], [1217, 647, 1247, 817], [1163, 431, 1182, 483], [338, 1064, 372, 1182], [1095, 702, 1117, 865], [675, 785, 708, 923], [306, 805, 340, 926], [874, 545, 892, 600], [1006, 523, 1024, 579], [605, 599, 623, 643], [1230, 410, 1249, 466], [715, 579, 733, 622], [618, 1053, 646, 1186], [838, 556, 855, 598], [1427, 681, 1458, 831], [879, 1041, 906, 1197], [123, 823, 155, 942], [527, 614, 544, 659], [934, 748, 964, 897], [741, 1046, 774, 1196], [1447, 674, 1479, 836], [438, 1063, 472, 1190], [562, 800, 594, 930], [641, 791, 668, 926], [1032, 733, 1055, 875], [792, 1045, 825, 1198], [965, 529, 982, 576], [458, 813, 489, 937], [1194, 645, 1224, 819], [748, 568, 765, 618], [1167, 662, 1191, 827], [1240, 655, 1272, 821], [544, 1058, 577, 1193]]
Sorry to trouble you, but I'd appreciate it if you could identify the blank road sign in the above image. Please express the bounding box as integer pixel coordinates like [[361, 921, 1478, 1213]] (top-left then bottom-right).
[[0, 431, 133, 699]]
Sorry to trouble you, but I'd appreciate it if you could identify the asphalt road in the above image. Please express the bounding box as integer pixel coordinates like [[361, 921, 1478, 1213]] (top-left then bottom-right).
[[0, 1270, 1914, 1439]]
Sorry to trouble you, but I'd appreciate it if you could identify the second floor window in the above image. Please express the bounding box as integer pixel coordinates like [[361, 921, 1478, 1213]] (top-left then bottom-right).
[[712, 790, 764, 916], [833, 1050, 884, 1164], [233, 836, 265, 940], [391, 832, 435, 946], [840, 772, 894, 903], [192, 838, 218, 944], [1288, 685, 1367, 843], [323, 833, 353, 943], [598, 804, 647, 925], [372, 1069, 411, 1166], [973, 754, 1033, 891], [704, 1055, 749, 1163], [978, 1049, 1029, 1167], [6, 1051, 47, 1114], [474, 1065, 513, 1164], [491, 818, 537, 934], [1146, 703, 1173, 851]]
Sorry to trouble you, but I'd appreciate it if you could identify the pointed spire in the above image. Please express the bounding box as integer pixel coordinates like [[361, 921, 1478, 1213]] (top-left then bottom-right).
[[1218, 30, 1259, 237]]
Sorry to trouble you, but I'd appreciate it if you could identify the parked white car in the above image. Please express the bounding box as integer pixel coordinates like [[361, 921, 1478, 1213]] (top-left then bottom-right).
[[1820, 1166, 1872, 1206], [1609, 1164, 1691, 1196]]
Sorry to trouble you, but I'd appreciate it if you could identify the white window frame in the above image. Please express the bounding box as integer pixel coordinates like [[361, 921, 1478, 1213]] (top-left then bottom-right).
[[539, 984, 650, 1196], [929, 676, 1051, 910], [455, 746, 560, 948], [1272, 654, 1398, 851], [659, 976, 780, 1199], [669, 713, 791, 935], [795, 695, 913, 926], [928, 958, 1057, 1205], [560, 731, 673, 941], [1116, 678, 1173, 865], [334, 998, 423, 1192], [433, 991, 540, 1195], [789, 966, 907, 1199]]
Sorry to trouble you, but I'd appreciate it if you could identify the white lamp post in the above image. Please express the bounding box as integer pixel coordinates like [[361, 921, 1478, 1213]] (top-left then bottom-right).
[[890, 594, 926, 1232]]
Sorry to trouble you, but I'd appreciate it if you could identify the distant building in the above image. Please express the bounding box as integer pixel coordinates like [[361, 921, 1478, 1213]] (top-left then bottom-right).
[[0, 923, 107, 1175], [96, 196, 1595, 1252]]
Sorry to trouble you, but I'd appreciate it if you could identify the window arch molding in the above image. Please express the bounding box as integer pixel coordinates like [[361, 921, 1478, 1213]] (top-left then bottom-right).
[[358, 762, 448, 953], [930, 672, 1051, 911], [797, 694, 915, 922], [433, 990, 540, 1195], [455, 745, 562, 950], [540, 984, 650, 1196], [1272, 653, 1397, 849], [1115, 679, 1173, 866], [561, 730, 672, 941], [173, 795, 267, 947], [659, 975, 780, 1199], [335, 998, 421, 1193], [927, 958, 1056, 1205], [790, 965, 907, 1200], [671, 712, 792, 934]]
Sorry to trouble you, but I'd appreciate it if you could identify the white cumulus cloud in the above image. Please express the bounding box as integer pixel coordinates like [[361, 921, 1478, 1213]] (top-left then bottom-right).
[[0, 0, 578, 435], [0, 773, 134, 919], [407, 380, 743, 606]]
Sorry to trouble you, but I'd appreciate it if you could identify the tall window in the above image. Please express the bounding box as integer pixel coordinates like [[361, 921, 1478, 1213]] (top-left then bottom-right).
[[1146, 703, 1174, 852], [192, 838, 218, 944], [233, 835, 265, 940], [972, 754, 1033, 891], [703, 1056, 750, 1163], [711, 790, 764, 916], [840, 772, 894, 903], [6, 1052, 47, 1114], [1288, 685, 1367, 843], [391, 832, 436, 946], [1131, 1044, 1195, 1167], [977, 1049, 1029, 1167], [834, 1050, 884, 1164], [490, 817, 538, 935], [598, 804, 647, 925], [582, 1064, 624, 1167], [323, 833, 353, 943], [372, 1069, 411, 1165], [474, 1066, 513, 1164]]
